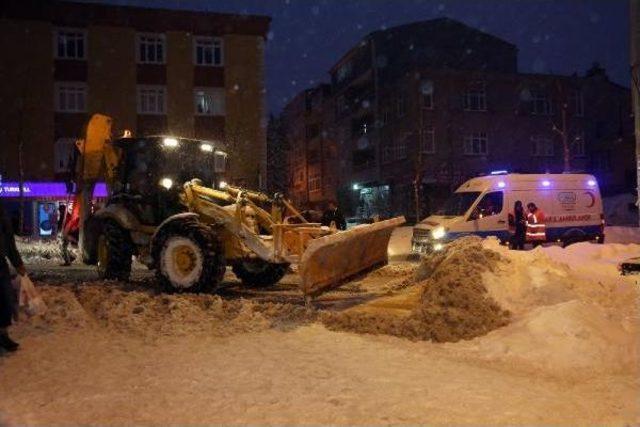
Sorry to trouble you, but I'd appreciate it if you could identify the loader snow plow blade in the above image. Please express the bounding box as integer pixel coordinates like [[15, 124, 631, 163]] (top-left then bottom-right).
[[299, 216, 406, 297]]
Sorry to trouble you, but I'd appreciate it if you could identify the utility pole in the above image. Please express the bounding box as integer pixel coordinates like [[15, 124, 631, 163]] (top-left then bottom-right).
[[631, 0, 640, 224]]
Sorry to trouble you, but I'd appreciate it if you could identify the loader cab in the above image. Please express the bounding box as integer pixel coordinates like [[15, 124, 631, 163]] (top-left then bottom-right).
[[110, 136, 228, 225]]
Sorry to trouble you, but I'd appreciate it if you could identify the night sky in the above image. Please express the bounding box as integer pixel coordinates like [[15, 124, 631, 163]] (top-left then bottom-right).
[[83, 0, 630, 113]]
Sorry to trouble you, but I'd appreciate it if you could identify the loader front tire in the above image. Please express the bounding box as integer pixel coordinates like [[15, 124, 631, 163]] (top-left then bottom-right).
[[96, 220, 133, 281], [154, 220, 226, 293], [232, 259, 288, 288]]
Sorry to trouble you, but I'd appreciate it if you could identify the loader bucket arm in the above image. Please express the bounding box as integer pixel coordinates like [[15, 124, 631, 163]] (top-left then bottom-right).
[[299, 216, 405, 297]]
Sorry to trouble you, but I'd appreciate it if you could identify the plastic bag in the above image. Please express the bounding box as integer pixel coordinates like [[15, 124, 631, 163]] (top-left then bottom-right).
[[14, 275, 47, 318]]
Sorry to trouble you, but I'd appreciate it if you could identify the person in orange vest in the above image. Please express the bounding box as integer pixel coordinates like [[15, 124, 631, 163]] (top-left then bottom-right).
[[526, 202, 546, 244]]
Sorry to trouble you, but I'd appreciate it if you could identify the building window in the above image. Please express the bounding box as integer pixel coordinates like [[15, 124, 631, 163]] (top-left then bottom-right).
[[194, 37, 223, 66], [194, 88, 225, 116], [137, 33, 165, 64], [55, 82, 87, 112], [382, 145, 392, 163], [308, 173, 321, 192], [572, 132, 586, 157], [532, 137, 554, 157], [592, 150, 611, 172], [420, 80, 434, 109], [463, 132, 488, 156], [137, 85, 166, 115], [54, 138, 76, 174], [570, 89, 584, 117], [336, 61, 352, 83], [396, 96, 406, 118], [54, 28, 86, 60], [421, 127, 435, 154], [463, 87, 486, 111], [531, 90, 552, 115], [380, 107, 390, 125], [390, 138, 407, 160]]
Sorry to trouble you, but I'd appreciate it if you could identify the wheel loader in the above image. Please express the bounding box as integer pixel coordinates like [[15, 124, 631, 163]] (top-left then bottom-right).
[[68, 114, 405, 297]]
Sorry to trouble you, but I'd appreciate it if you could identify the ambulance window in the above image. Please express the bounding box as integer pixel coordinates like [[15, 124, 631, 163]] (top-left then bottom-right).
[[469, 191, 503, 220]]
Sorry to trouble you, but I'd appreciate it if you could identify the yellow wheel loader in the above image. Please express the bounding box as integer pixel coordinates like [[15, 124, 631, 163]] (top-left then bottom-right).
[[74, 114, 405, 297]]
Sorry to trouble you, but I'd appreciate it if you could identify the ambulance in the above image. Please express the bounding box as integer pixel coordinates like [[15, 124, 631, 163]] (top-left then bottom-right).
[[411, 172, 605, 253]]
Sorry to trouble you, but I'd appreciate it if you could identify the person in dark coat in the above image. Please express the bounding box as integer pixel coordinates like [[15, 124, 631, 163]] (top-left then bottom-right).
[[0, 202, 26, 352], [321, 200, 347, 231], [509, 200, 527, 250]]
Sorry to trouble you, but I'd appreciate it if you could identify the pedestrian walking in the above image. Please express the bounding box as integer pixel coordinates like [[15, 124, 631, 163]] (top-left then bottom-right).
[[509, 200, 526, 250], [321, 200, 347, 231], [526, 202, 547, 245], [0, 202, 26, 352]]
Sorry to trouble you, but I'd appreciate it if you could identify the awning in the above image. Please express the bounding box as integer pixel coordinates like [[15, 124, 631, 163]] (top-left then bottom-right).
[[0, 182, 108, 199]]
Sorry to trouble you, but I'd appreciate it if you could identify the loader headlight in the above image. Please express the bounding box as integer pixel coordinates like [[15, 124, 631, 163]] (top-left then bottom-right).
[[160, 178, 174, 190], [162, 137, 179, 148], [200, 143, 214, 153], [433, 243, 444, 251], [431, 226, 446, 240], [218, 180, 228, 190]]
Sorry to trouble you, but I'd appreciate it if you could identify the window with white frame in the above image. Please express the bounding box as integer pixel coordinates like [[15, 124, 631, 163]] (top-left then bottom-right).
[[137, 33, 165, 64], [463, 86, 486, 111], [54, 138, 76, 173], [55, 82, 87, 112], [194, 37, 223, 66], [421, 80, 434, 109], [572, 131, 586, 157], [570, 89, 584, 117], [54, 28, 86, 60], [137, 86, 166, 115], [396, 95, 406, 117], [194, 88, 225, 116], [532, 136, 554, 157], [308, 173, 321, 192], [463, 132, 488, 155], [530, 89, 552, 115], [421, 127, 435, 154]]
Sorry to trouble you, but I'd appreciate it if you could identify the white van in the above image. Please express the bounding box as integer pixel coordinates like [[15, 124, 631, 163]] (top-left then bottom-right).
[[412, 173, 604, 253]]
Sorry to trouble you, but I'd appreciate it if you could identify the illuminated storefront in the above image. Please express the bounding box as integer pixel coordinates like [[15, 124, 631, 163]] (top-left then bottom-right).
[[0, 182, 107, 237]]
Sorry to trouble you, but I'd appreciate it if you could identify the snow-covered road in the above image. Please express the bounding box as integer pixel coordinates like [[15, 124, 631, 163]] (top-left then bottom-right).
[[0, 226, 638, 425]]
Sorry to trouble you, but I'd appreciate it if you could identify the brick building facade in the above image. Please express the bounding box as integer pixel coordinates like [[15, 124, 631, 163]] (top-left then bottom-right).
[[281, 18, 634, 220], [281, 84, 338, 208], [0, 1, 270, 188]]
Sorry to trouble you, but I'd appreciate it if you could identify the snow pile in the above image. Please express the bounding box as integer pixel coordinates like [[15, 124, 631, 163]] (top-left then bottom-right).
[[324, 237, 511, 342], [16, 238, 68, 264], [453, 238, 640, 375], [603, 193, 638, 226], [15, 283, 315, 339], [367, 263, 415, 278]]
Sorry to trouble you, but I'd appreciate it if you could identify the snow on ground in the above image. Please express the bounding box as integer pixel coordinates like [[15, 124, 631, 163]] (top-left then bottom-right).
[[15, 238, 66, 265], [1, 227, 639, 424]]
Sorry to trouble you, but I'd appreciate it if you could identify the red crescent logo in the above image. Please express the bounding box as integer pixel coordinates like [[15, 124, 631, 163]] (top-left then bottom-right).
[[584, 191, 595, 208]]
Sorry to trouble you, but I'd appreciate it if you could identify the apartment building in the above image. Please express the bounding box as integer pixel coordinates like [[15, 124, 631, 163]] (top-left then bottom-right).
[[0, 0, 270, 188], [282, 18, 634, 219], [281, 83, 337, 208]]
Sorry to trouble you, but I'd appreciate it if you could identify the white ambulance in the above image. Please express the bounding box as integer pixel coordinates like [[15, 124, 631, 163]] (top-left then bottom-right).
[[411, 172, 604, 253]]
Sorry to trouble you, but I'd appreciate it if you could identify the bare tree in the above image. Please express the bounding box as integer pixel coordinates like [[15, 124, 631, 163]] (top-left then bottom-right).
[[550, 80, 572, 173]]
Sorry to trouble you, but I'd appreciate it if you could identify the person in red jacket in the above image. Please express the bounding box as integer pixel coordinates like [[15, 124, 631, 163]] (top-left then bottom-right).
[[526, 202, 546, 244]]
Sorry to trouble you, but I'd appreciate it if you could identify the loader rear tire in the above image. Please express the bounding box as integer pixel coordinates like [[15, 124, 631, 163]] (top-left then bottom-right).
[[96, 220, 133, 281], [154, 220, 226, 293], [232, 259, 288, 288]]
